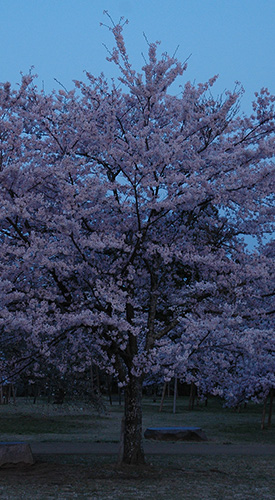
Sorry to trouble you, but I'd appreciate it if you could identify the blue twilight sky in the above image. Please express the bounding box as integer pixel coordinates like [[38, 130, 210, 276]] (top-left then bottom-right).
[[0, 0, 274, 114]]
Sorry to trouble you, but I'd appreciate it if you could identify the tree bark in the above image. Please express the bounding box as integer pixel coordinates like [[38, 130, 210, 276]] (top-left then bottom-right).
[[261, 396, 267, 430], [159, 382, 167, 412], [188, 382, 196, 411], [173, 376, 177, 414], [107, 375, 113, 406], [268, 388, 274, 428], [119, 375, 145, 465]]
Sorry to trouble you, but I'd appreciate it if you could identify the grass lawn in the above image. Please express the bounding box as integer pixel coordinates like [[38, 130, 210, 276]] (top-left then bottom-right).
[[0, 395, 273, 444], [0, 454, 274, 499], [0, 396, 274, 499]]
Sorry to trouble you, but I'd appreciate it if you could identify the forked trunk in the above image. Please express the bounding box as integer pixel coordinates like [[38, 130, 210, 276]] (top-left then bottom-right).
[[119, 375, 145, 465]]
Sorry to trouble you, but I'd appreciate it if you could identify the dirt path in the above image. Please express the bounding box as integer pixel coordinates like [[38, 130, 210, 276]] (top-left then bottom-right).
[[29, 441, 275, 456]]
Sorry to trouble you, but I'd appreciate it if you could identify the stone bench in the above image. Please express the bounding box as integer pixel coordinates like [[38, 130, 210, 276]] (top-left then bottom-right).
[[144, 426, 208, 441], [0, 442, 34, 466]]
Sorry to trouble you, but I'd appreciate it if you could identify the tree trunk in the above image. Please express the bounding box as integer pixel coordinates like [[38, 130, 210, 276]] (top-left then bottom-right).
[[159, 383, 167, 412], [118, 385, 122, 405], [90, 364, 95, 397], [188, 382, 196, 411], [173, 377, 177, 414], [119, 375, 145, 465], [107, 375, 113, 406], [268, 388, 274, 428], [261, 396, 267, 430]]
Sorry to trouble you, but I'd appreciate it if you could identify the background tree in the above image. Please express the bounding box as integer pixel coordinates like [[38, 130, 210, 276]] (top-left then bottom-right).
[[0, 21, 274, 464]]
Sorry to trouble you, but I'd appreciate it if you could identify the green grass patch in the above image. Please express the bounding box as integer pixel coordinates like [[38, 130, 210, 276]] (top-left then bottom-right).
[[0, 413, 100, 435], [142, 397, 274, 444], [0, 396, 274, 445]]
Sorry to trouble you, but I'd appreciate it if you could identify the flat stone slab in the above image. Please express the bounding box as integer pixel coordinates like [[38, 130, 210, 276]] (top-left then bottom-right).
[[144, 426, 208, 441], [0, 442, 34, 466]]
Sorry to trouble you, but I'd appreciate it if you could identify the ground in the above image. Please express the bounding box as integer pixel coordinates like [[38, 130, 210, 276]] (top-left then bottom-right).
[[0, 397, 274, 498], [1, 452, 274, 499]]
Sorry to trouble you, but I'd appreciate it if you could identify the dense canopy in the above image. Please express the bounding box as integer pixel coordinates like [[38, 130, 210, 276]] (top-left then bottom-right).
[[0, 23, 274, 463]]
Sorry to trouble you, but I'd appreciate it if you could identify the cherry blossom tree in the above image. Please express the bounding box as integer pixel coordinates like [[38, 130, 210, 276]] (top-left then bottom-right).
[[0, 21, 274, 464], [174, 240, 275, 404], [201, 242, 275, 413]]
